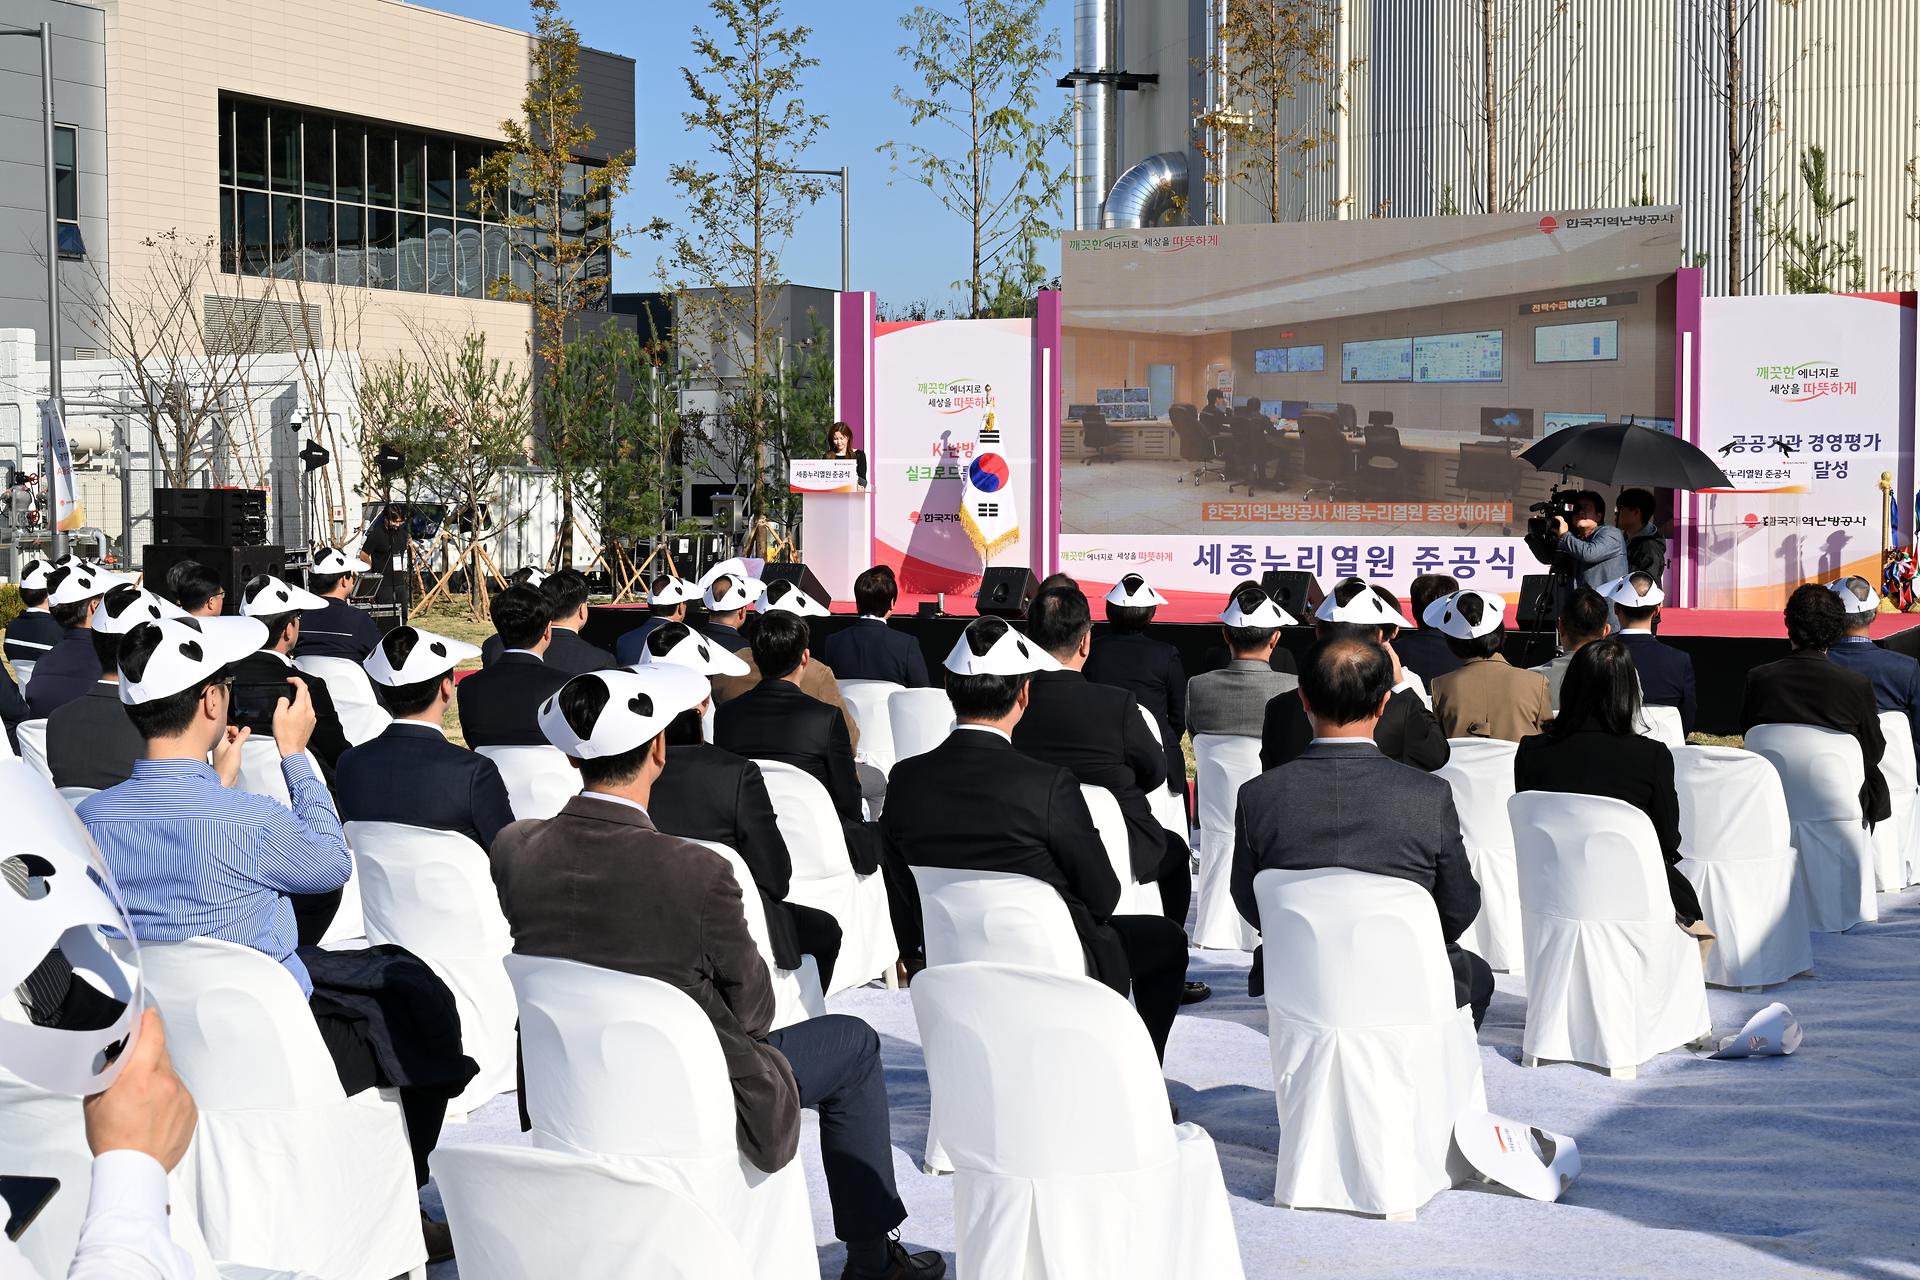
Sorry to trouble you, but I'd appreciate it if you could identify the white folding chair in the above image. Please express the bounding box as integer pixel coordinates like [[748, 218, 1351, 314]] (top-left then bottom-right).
[[1436, 737, 1523, 973], [888, 686, 954, 763], [291, 655, 391, 746], [1673, 746, 1814, 988], [912, 866, 1086, 974], [56, 784, 98, 809], [233, 739, 361, 944], [911, 962, 1244, 1279], [1744, 723, 1878, 931], [1081, 783, 1160, 915], [689, 838, 826, 1029], [474, 743, 583, 821], [15, 718, 49, 780], [838, 679, 903, 774], [1191, 734, 1260, 950], [758, 759, 897, 993], [1136, 705, 1191, 844], [506, 954, 816, 1280], [135, 937, 425, 1280], [345, 821, 517, 1115], [433, 1144, 752, 1280], [1872, 711, 1916, 891], [1636, 704, 1687, 749], [1252, 867, 1486, 1218], [1508, 792, 1712, 1076]]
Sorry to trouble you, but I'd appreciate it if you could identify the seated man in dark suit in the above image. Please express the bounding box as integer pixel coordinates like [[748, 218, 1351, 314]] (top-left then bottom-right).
[[1605, 573, 1696, 735], [234, 575, 352, 774], [710, 579, 864, 753], [289, 547, 381, 662], [698, 557, 760, 654], [47, 584, 181, 790], [26, 563, 127, 720], [1262, 576, 1449, 773], [1197, 387, 1232, 440], [613, 572, 699, 667], [1395, 573, 1463, 684], [1229, 397, 1278, 494], [534, 569, 617, 676], [163, 558, 226, 618], [1234, 635, 1492, 1027], [640, 621, 842, 989], [885, 615, 1190, 1062], [820, 564, 931, 688], [1827, 575, 1920, 749], [457, 584, 572, 748], [479, 567, 548, 666], [1085, 574, 1188, 809], [1742, 584, 1891, 825], [1187, 585, 1298, 739], [339, 625, 515, 852], [3, 556, 65, 673], [497, 666, 944, 1280], [1013, 585, 1206, 1003]]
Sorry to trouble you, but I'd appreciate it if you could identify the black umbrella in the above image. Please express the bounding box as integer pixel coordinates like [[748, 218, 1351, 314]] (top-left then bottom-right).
[[1517, 422, 1732, 490]]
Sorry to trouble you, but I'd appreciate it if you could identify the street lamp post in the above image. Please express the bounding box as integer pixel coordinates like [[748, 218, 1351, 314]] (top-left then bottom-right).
[[774, 165, 850, 292]]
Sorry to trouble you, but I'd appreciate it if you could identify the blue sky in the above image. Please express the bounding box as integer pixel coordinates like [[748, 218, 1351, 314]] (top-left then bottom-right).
[[434, 0, 1077, 311]]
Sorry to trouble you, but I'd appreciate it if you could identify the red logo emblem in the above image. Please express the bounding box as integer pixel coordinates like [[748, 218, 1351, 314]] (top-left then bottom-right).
[[1538, 216, 1559, 235], [1743, 512, 1760, 529]]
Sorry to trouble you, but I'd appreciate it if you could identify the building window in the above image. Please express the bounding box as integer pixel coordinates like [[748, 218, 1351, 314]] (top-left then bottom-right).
[[214, 92, 607, 297], [54, 125, 83, 259]]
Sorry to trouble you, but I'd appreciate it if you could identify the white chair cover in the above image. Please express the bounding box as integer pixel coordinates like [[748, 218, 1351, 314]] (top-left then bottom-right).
[[1252, 867, 1486, 1217], [911, 962, 1244, 1280], [473, 743, 582, 821], [838, 679, 903, 774], [135, 937, 424, 1280], [15, 718, 49, 780], [1136, 705, 1191, 844], [1191, 734, 1261, 950], [11, 657, 35, 687], [1871, 711, 1916, 891], [888, 687, 954, 763], [689, 838, 826, 1029], [758, 759, 897, 992], [1508, 792, 1712, 1073], [1435, 737, 1523, 973], [913, 866, 1086, 974], [1636, 704, 1687, 750], [290, 655, 391, 746], [233, 740, 360, 944], [1672, 746, 1814, 988], [56, 784, 98, 809], [1080, 783, 1160, 915], [344, 821, 517, 1114], [433, 1144, 752, 1280], [506, 954, 815, 1280], [1744, 723, 1878, 931]]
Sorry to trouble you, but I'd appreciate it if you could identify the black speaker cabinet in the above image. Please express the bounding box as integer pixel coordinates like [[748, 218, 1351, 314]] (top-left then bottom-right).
[[1515, 574, 1562, 628], [975, 566, 1039, 619], [154, 488, 268, 547], [1260, 570, 1324, 622], [143, 544, 287, 616], [760, 562, 833, 609]]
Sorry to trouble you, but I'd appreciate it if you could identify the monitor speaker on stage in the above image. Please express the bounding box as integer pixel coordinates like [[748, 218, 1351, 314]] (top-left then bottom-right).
[[760, 562, 832, 609], [1516, 574, 1562, 628], [976, 566, 1039, 619], [1261, 570, 1324, 622]]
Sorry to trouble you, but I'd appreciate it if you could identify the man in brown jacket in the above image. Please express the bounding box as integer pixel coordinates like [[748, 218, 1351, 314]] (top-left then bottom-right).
[[1426, 588, 1552, 742], [491, 665, 943, 1280]]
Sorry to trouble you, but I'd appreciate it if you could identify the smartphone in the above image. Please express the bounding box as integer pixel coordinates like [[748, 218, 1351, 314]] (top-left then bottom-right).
[[228, 680, 293, 733], [1, 1176, 60, 1242]]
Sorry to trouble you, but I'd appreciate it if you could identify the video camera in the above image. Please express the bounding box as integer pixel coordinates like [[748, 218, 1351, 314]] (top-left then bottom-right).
[[1526, 486, 1580, 540]]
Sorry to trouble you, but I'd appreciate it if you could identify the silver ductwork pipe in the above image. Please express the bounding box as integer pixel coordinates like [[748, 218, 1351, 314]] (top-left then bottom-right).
[[1101, 151, 1188, 228], [1072, 0, 1113, 230]]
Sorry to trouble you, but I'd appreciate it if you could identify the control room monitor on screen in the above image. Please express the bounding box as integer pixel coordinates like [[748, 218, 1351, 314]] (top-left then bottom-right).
[[1254, 343, 1326, 373], [1342, 338, 1413, 383], [1544, 411, 1608, 435], [1535, 319, 1619, 363], [1413, 330, 1504, 384], [1479, 407, 1536, 438]]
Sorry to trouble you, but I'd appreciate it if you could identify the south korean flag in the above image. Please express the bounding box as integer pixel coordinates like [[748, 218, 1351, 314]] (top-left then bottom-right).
[[960, 450, 1019, 562]]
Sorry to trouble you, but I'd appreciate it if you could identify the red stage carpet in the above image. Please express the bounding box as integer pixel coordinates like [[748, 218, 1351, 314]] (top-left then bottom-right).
[[1643, 608, 1920, 640]]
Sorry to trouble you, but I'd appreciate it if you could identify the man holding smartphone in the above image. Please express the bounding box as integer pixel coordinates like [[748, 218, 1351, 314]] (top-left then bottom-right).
[[232, 575, 351, 776]]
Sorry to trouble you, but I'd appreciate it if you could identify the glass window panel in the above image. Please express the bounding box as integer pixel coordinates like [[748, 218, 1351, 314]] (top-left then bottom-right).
[[219, 104, 233, 185], [219, 188, 236, 273], [367, 207, 397, 289], [304, 200, 335, 284], [240, 190, 269, 275], [53, 126, 76, 222], [269, 113, 299, 194], [270, 194, 301, 278], [303, 116, 332, 199], [335, 124, 364, 203], [397, 132, 426, 212], [367, 128, 396, 206], [483, 225, 509, 297], [509, 227, 534, 294], [427, 218, 455, 295], [337, 203, 365, 287], [234, 102, 267, 188], [427, 140, 454, 216], [456, 148, 482, 220], [455, 223, 484, 298], [398, 212, 427, 291]]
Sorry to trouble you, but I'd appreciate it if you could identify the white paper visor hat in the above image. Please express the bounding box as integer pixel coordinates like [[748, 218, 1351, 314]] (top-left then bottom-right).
[[363, 626, 480, 687], [1219, 587, 1295, 629], [1422, 588, 1507, 640], [699, 558, 764, 611], [1106, 574, 1168, 609], [46, 564, 129, 607], [647, 575, 698, 606], [16, 557, 54, 591], [1709, 1002, 1803, 1059], [118, 615, 268, 705], [1600, 574, 1665, 610], [0, 768, 144, 1096], [632, 619, 750, 677], [757, 578, 830, 617], [310, 546, 371, 576], [93, 584, 187, 636], [1826, 576, 1879, 616], [944, 616, 1063, 676], [538, 665, 711, 759], [239, 574, 329, 618], [1453, 1111, 1581, 1202], [1316, 577, 1408, 627]]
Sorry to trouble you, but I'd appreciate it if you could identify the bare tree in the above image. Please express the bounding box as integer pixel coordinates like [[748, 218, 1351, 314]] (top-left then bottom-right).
[[253, 271, 374, 546], [1441, 0, 1583, 215]]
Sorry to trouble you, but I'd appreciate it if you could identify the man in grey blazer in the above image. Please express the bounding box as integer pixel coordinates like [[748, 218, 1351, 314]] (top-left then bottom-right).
[[1187, 584, 1297, 739], [1232, 636, 1493, 1027]]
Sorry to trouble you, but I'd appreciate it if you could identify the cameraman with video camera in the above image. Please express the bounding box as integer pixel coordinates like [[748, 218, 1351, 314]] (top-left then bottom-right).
[[1525, 488, 1628, 613]]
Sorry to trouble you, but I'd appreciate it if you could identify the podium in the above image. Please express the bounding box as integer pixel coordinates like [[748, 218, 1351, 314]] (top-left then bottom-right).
[[791, 459, 867, 603]]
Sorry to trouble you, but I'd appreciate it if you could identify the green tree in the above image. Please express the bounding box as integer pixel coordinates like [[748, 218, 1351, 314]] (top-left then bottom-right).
[[879, 0, 1069, 316], [1763, 144, 1865, 294], [1195, 0, 1347, 222], [668, 0, 826, 555]]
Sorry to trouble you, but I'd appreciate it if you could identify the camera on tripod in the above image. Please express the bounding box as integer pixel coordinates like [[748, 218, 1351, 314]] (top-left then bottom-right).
[[1526, 487, 1580, 538]]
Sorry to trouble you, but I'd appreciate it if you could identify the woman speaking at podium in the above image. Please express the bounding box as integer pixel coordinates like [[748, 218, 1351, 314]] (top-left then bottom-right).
[[826, 421, 868, 489]]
